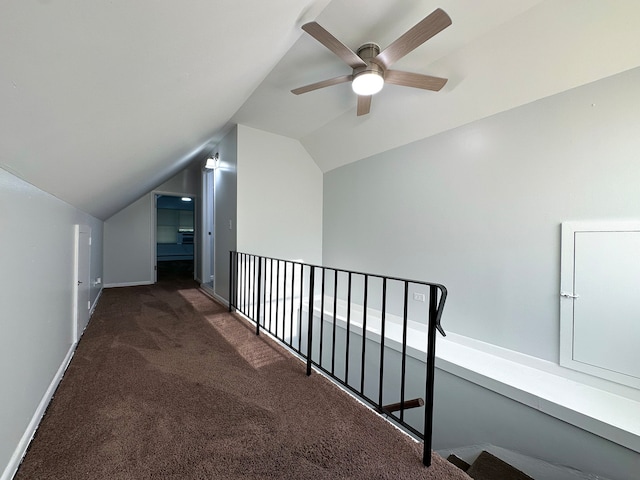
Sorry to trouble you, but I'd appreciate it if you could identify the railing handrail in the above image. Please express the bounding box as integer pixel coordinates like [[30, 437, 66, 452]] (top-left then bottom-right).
[[228, 251, 447, 467], [231, 252, 448, 289], [231, 253, 448, 336]]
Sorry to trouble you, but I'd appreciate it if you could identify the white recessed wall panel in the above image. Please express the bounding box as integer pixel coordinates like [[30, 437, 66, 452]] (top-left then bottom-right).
[[561, 222, 640, 387], [574, 231, 640, 378]]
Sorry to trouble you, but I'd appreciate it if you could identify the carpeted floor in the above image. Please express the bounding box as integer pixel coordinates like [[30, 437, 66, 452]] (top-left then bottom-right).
[[16, 279, 470, 479]]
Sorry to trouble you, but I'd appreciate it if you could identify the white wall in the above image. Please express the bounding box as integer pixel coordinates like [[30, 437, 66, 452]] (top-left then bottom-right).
[[103, 164, 201, 287], [0, 167, 103, 479], [237, 125, 323, 264], [213, 126, 238, 303], [103, 193, 154, 286], [323, 66, 640, 363], [156, 164, 201, 196]]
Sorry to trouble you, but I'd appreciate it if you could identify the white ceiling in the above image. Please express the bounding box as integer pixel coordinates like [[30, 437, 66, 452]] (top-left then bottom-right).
[[2, 0, 640, 219]]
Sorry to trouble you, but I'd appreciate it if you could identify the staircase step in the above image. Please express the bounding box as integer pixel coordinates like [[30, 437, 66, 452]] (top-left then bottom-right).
[[466, 451, 533, 480], [438, 444, 613, 480], [446, 454, 470, 472]]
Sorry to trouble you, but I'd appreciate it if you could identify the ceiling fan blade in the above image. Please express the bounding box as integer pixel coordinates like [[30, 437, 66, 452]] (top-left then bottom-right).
[[291, 75, 353, 95], [357, 95, 371, 116], [375, 8, 452, 69], [384, 70, 448, 91], [302, 22, 367, 69]]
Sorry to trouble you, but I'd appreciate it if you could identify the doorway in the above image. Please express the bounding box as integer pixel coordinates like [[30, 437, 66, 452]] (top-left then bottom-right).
[[155, 194, 195, 281], [201, 169, 215, 293]]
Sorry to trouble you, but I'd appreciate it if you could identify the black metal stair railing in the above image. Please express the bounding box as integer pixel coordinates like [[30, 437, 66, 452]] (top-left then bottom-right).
[[228, 251, 447, 467]]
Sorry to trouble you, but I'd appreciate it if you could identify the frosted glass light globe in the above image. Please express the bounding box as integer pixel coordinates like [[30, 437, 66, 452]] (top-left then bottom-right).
[[352, 72, 384, 96]]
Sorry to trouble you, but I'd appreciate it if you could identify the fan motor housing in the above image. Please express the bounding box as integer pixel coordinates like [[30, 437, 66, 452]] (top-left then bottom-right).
[[353, 43, 384, 78]]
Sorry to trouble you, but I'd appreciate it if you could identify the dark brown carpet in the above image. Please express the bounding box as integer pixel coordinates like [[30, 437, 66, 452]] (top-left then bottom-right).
[[16, 279, 470, 479]]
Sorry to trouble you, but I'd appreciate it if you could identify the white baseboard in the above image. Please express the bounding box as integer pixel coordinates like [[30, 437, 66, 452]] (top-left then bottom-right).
[[212, 293, 228, 307], [199, 286, 228, 308], [104, 280, 153, 288], [89, 288, 103, 316], [1, 344, 76, 480]]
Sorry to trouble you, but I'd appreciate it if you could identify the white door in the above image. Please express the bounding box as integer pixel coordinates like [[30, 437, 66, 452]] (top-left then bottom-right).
[[560, 221, 640, 387], [201, 169, 215, 290], [74, 225, 91, 343]]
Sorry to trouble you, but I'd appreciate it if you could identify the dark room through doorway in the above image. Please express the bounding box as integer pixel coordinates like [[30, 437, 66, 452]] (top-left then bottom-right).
[[156, 194, 195, 281]]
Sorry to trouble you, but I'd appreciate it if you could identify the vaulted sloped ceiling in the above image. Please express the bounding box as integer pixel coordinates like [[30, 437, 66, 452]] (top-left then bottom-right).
[[235, 0, 640, 172], [0, 0, 331, 219], [2, 1, 640, 219]]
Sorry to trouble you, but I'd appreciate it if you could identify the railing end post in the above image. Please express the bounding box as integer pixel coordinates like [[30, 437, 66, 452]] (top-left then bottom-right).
[[423, 445, 432, 467]]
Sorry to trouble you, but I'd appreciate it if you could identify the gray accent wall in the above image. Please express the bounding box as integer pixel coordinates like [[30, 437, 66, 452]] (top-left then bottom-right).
[[323, 66, 640, 363], [0, 167, 103, 478]]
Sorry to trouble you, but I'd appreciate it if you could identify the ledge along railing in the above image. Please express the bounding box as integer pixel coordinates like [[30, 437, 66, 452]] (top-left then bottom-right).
[[229, 251, 447, 466]]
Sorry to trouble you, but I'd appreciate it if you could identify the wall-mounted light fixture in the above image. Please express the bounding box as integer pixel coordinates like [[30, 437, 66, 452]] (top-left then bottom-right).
[[205, 152, 220, 170], [181, 197, 192, 202]]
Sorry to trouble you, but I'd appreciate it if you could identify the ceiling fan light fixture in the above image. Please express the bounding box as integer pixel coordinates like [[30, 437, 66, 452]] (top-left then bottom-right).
[[352, 70, 384, 96], [293, 9, 452, 115]]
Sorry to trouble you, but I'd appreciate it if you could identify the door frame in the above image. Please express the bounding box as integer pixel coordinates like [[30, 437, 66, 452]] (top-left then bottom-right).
[[153, 191, 197, 283], [560, 220, 640, 389], [73, 224, 91, 344], [201, 168, 216, 293]]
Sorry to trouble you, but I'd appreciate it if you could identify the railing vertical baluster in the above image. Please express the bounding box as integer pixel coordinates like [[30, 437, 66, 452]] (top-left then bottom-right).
[[378, 277, 387, 410], [236, 252, 240, 312], [268, 258, 274, 333], [306, 266, 315, 376], [282, 261, 288, 343], [423, 286, 439, 467], [255, 257, 262, 336], [331, 270, 338, 375], [289, 263, 295, 348], [400, 281, 409, 423], [273, 258, 277, 334], [239, 253, 247, 314], [228, 251, 233, 312], [345, 272, 352, 384], [319, 268, 326, 368], [298, 264, 304, 352], [360, 274, 368, 395], [262, 258, 268, 330], [275, 260, 280, 339], [242, 253, 247, 314], [263, 259, 268, 328], [239, 252, 243, 312], [242, 253, 246, 313], [253, 256, 257, 320]]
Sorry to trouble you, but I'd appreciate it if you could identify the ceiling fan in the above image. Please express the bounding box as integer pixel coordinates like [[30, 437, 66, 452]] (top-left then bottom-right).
[[291, 8, 452, 116]]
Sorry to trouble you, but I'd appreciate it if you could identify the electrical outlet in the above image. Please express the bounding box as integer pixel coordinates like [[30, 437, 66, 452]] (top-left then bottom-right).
[[413, 293, 426, 302]]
